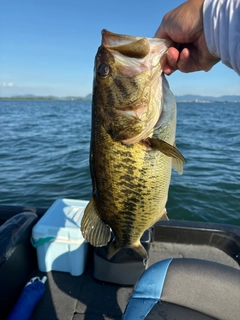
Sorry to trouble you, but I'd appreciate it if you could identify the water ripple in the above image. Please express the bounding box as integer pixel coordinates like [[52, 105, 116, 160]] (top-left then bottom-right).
[[0, 100, 239, 225]]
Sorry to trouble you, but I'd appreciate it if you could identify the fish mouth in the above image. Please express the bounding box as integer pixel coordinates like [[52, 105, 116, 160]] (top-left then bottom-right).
[[100, 30, 172, 145], [102, 29, 147, 47], [102, 30, 150, 59], [102, 29, 172, 52], [102, 29, 171, 78]]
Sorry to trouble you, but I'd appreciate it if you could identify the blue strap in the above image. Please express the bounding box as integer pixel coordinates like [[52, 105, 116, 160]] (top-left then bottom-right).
[[122, 258, 173, 320], [30, 236, 55, 248]]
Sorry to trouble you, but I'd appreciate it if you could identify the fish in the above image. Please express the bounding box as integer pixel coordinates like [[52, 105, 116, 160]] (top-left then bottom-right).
[[81, 29, 186, 260]]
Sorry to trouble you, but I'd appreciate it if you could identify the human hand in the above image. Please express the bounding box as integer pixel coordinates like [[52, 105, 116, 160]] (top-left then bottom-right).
[[155, 0, 220, 74]]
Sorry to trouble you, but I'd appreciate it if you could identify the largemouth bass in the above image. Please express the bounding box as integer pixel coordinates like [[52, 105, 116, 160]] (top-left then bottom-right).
[[81, 30, 186, 260]]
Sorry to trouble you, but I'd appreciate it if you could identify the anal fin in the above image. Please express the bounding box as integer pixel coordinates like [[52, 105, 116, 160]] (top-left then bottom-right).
[[107, 239, 121, 260], [160, 210, 169, 220], [81, 198, 111, 247]]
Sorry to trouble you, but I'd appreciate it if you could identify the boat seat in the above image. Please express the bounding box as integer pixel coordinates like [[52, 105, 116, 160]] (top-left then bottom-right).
[[123, 258, 240, 320], [0, 211, 38, 319]]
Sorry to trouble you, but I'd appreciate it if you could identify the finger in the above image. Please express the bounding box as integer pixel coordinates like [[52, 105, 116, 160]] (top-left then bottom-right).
[[167, 47, 180, 69], [176, 47, 198, 73], [162, 63, 175, 75], [162, 47, 180, 75]]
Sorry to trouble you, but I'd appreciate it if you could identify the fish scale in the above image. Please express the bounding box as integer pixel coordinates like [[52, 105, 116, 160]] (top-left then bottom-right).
[[93, 128, 171, 246], [81, 30, 185, 259]]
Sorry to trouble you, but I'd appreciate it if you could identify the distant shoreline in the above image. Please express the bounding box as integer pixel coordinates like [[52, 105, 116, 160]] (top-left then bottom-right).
[[1, 94, 240, 103], [0, 97, 91, 101]]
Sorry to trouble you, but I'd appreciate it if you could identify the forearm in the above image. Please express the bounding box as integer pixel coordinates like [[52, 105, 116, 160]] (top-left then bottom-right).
[[203, 0, 240, 74]]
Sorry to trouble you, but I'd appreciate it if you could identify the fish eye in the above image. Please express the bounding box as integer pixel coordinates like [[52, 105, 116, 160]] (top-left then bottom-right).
[[97, 63, 110, 78]]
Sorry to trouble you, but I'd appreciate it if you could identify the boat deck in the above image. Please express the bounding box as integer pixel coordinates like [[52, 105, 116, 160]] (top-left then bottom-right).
[[1, 206, 240, 320], [31, 241, 239, 320]]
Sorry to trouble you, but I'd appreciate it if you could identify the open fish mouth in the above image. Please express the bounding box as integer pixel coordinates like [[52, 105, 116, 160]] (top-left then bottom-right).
[[97, 29, 173, 145]]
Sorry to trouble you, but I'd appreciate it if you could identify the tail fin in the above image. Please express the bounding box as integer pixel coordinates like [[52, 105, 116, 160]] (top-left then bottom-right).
[[107, 239, 121, 260], [131, 242, 148, 260], [107, 239, 148, 260]]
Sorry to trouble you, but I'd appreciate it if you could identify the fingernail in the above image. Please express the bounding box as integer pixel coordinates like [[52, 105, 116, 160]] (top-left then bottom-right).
[[164, 66, 174, 75]]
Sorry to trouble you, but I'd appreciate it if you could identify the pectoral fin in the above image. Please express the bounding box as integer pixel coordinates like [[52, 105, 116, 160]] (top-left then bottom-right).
[[81, 198, 111, 247], [148, 138, 186, 175]]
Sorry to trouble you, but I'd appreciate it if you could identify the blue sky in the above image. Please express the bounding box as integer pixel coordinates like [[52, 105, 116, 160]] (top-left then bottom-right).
[[1, 0, 239, 97]]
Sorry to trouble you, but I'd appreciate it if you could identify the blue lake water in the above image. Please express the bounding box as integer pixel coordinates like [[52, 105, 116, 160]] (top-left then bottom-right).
[[0, 99, 239, 225]]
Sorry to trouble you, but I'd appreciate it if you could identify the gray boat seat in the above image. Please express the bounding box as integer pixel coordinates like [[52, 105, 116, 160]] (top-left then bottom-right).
[[0, 211, 38, 319], [123, 258, 240, 320]]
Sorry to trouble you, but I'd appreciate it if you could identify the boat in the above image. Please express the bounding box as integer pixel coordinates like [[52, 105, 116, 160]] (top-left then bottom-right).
[[1, 202, 240, 320]]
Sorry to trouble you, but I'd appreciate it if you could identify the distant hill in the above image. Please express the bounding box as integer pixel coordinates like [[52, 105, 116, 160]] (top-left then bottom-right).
[[84, 93, 92, 100], [175, 95, 240, 103], [1, 93, 240, 103]]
